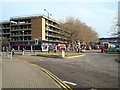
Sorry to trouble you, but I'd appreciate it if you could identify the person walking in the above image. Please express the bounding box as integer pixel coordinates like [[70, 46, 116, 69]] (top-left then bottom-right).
[[11, 48, 15, 56], [22, 48, 25, 55]]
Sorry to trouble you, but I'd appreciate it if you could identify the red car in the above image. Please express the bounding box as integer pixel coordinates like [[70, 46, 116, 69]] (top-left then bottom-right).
[[86, 45, 91, 50]]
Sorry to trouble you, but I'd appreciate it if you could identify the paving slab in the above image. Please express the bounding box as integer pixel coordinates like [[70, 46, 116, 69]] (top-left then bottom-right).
[[2, 59, 61, 89]]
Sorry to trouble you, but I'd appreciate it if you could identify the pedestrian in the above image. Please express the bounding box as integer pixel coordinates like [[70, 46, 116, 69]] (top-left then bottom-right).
[[11, 48, 15, 56], [104, 48, 107, 52], [54, 49, 57, 53], [101, 48, 104, 53], [54, 46, 57, 53], [78, 47, 81, 53], [22, 48, 25, 55]]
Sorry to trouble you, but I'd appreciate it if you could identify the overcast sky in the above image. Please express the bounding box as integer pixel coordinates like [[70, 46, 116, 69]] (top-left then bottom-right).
[[0, 0, 119, 38]]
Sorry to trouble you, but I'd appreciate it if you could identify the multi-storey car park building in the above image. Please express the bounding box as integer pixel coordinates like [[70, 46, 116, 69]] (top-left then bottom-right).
[[1, 15, 71, 52], [1, 22, 10, 39], [0, 21, 10, 50], [99, 37, 120, 48]]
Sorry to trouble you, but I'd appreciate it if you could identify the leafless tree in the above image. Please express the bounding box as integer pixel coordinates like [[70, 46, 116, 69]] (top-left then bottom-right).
[[60, 16, 99, 45], [111, 17, 119, 36], [2, 38, 10, 47]]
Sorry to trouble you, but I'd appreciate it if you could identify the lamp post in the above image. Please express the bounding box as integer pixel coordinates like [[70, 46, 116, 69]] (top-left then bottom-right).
[[22, 30, 24, 47], [44, 9, 52, 53], [22, 30, 24, 55]]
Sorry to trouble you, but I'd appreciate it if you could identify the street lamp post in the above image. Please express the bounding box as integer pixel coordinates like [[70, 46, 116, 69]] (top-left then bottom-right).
[[22, 30, 24, 55], [44, 9, 52, 53], [22, 30, 24, 47]]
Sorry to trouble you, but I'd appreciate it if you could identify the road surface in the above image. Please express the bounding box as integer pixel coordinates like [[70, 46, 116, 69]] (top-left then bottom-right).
[[13, 50, 119, 88]]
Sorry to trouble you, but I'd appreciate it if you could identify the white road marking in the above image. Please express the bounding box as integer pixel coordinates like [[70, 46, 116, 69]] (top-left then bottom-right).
[[63, 81, 77, 86]]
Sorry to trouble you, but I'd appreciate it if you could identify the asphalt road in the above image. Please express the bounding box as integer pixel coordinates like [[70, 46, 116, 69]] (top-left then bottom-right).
[[13, 50, 119, 88]]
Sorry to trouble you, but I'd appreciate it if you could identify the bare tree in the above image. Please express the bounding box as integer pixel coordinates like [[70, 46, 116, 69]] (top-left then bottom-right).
[[111, 17, 119, 36], [2, 38, 10, 47], [60, 16, 99, 45]]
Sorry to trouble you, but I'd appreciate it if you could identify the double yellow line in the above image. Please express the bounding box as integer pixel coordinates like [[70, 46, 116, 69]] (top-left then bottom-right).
[[31, 64, 72, 90]]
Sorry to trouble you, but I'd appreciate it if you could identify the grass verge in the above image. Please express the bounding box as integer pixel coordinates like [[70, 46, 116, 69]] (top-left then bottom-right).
[[37, 53, 82, 57]]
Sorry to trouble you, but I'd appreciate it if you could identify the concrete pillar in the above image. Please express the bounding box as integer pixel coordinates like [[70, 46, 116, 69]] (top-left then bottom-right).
[[31, 45, 33, 51], [18, 46, 20, 51]]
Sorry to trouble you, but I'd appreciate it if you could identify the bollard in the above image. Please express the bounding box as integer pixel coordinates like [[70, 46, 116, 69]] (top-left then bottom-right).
[[22, 51, 24, 55], [62, 50, 65, 58]]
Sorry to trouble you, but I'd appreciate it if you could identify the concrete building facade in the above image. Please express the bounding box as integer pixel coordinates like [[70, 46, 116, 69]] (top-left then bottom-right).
[[0, 22, 10, 51], [0, 22, 10, 39], [1, 15, 71, 51]]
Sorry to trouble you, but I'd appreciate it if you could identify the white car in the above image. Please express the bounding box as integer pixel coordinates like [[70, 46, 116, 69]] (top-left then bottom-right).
[[80, 49, 85, 53]]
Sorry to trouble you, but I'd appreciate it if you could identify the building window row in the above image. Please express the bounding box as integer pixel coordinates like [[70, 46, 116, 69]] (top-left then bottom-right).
[[45, 25, 69, 36], [11, 37, 31, 41], [2, 31, 10, 33], [1, 25, 10, 28], [45, 36, 67, 42], [11, 31, 31, 36], [11, 20, 31, 25], [11, 26, 31, 30], [46, 31, 67, 39], [45, 20, 59, 28], [2, 36, 10, 38]]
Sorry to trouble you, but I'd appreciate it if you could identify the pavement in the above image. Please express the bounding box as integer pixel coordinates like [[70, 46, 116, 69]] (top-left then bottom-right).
[[2, 55, 62, 89], [0, 55, 2, 90], [0, 70, 1, 89]]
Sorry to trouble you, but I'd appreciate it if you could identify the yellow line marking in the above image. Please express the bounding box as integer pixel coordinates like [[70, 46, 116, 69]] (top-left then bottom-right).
[[63, 81, 77, 86], [31, 64, 72, 90], [22, 60, 72, 89]]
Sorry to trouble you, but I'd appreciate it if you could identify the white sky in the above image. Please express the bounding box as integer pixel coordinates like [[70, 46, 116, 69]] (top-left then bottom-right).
[[0, 0, 119, 38]]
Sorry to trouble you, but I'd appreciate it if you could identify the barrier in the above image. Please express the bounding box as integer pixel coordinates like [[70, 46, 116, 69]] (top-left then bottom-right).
[[2, 52, 12, 59]]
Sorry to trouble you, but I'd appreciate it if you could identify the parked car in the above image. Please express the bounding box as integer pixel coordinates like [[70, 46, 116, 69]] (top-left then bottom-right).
[[116, 48, 120, 52], [80, 49, 86, 53], [95, 45, 100, 49], [106, 48, 118, 52], [86, 45, 91, 50]]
